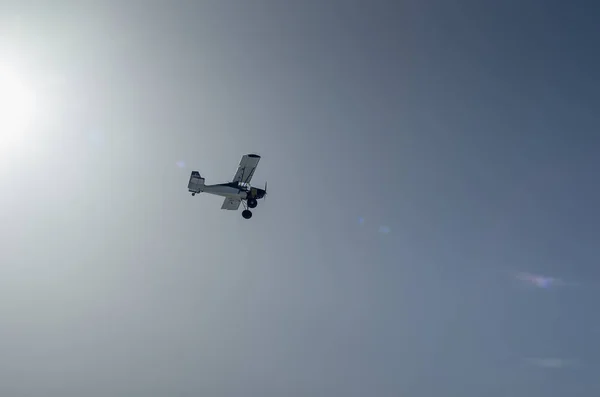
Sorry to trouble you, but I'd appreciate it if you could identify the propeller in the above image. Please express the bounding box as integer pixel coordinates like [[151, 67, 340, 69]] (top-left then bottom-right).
[[264, 181, 267, 200]]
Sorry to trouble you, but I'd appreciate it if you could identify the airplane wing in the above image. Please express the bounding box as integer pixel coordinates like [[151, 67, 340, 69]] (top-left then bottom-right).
[[232, 154, 261, 184], [221, 197, 242, 210]]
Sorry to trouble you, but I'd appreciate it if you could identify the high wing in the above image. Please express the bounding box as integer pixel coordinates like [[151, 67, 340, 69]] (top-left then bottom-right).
[[232, 154, 261, 184], [221, 197, 242, 210]]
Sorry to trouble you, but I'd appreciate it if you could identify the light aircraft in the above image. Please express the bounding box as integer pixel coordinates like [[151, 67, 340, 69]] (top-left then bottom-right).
[[187, 154, 267, 219]]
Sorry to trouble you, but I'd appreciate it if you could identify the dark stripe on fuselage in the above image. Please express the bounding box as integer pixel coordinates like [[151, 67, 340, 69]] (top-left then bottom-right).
[[216, 182, 244, 189]]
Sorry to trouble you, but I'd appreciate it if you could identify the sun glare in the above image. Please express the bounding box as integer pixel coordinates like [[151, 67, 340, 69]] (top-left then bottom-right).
[[0, 61, 37, 147]]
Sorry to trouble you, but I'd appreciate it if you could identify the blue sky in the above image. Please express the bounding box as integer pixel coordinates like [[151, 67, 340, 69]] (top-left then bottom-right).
[[1, 1, 599, 396]]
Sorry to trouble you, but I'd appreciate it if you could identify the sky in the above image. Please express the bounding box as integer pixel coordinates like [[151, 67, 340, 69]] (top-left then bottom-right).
[[0, 1, 599, 396]]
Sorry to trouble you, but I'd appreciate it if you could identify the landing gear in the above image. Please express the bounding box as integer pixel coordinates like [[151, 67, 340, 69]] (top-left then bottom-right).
[[191, 193, 196, 196], [241, 199, 255, 219]]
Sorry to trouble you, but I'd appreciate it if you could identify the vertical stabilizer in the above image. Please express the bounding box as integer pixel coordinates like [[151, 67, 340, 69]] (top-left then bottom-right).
[[188, 171, 205, 193]]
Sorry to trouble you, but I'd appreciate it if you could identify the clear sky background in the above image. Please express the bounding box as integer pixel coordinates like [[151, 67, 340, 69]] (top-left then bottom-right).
[[1, 1, 599, 396]]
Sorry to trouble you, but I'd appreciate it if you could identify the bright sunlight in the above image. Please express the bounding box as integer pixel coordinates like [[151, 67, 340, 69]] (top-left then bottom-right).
[[0, 60, 37, 148]]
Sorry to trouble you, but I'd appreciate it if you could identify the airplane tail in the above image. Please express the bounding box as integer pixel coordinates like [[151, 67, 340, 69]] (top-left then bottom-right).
[[188, 171, 205, 193]]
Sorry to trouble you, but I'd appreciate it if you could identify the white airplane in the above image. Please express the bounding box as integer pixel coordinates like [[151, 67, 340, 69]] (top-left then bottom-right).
[[187, 153, 267, 219]]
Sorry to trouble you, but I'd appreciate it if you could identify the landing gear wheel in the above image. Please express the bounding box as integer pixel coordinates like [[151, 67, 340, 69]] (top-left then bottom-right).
[[242, 209, 253, 219], [247, 198, 257, 208], [191, 193, 195, 196]]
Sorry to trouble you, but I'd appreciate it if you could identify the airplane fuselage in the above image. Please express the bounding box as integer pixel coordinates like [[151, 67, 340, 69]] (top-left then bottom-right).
[[200, 182, 266, 200]]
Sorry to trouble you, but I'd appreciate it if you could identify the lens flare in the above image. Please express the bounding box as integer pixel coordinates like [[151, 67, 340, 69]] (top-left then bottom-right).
[[378, 225, 391, 234], [515, 272, 567, 289]]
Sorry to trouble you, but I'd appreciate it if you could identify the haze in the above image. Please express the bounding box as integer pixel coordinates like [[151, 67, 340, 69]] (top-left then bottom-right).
[[1, 1, 599, 396]]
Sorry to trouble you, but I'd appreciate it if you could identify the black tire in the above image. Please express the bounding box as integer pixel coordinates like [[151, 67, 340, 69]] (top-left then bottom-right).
[[247, 198, 257, 208], [242, 210, 253, 219]]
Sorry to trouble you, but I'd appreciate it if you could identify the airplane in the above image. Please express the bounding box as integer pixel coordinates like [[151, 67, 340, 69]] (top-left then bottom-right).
[[187, 153, 267, 219]]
